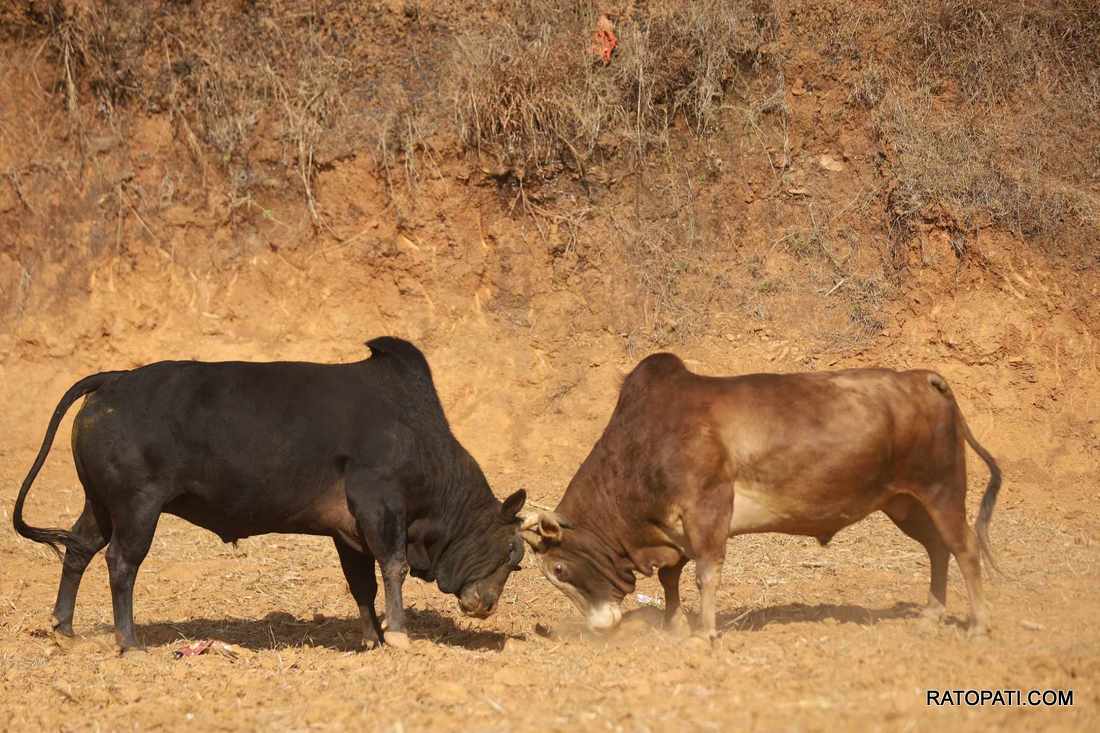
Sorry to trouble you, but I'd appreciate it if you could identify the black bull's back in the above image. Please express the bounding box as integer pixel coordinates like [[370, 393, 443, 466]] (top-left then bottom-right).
[[75, 359, 405, 542], [14, 337, 527, 651]]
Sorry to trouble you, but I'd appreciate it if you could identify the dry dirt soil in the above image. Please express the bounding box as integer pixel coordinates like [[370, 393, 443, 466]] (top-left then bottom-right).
[[2, 1, 1099, 731]]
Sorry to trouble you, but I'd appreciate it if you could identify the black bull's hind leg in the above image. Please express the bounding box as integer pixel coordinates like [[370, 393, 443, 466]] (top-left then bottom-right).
[[346, 464, 412, 649], [105, 494, 164, 652], [51, 500, 111, 636]]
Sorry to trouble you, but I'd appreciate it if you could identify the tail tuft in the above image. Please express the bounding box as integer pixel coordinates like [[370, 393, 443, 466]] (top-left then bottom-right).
[[975, 459, 1004, 576]]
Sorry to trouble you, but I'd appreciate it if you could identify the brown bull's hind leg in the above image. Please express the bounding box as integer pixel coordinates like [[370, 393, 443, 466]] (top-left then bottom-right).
[[920, 491, 989, 636], [884, 498, 949, 622]]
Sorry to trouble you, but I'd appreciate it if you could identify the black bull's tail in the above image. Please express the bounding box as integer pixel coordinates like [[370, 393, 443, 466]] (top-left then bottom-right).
[[12, 371, 125, 558], [928, 373, 1004, 574]]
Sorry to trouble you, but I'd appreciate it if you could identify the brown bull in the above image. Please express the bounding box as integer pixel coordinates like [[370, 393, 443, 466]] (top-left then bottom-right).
[[521, 354, 1002, 640]]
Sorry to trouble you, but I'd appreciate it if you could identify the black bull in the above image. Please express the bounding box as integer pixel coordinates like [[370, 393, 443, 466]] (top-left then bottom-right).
[[13, 337, 527, 651]]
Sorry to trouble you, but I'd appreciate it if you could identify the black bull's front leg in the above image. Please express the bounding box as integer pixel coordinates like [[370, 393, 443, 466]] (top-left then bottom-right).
[[346, 464, 413, 649], [333, 538, 383, 648]]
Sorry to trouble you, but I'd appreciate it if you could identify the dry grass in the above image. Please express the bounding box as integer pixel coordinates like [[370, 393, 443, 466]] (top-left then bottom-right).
[[441, 0, 781, 345], [19, 1, 434, 216], [873, 83, 1098, 240], [445, 9, 608, 185], [847, 60, 887, 109], [900, 0, 1100, 107], [625, 218, 712, 342], [856, 1, 1100, 247], [5, 0, 1097, 352], [445, 0, 779, 186], [769, 192, 892, 345]]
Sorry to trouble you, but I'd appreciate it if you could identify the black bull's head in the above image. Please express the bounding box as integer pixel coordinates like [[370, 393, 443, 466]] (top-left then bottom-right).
[[437, 490, 528, 619]]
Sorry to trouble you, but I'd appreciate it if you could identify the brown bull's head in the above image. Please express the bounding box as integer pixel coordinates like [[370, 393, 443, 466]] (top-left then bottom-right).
[[519, 510, 636, 630]]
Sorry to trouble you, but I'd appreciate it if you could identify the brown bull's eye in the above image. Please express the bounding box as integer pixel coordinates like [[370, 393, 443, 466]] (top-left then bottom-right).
[[553, 563, 564, 579]]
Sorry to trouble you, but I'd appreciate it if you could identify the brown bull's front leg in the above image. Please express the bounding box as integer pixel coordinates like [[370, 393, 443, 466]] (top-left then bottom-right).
[[658, 559, 690, 635], [694, 558, 724, 641], [681, 477, 733, 644]]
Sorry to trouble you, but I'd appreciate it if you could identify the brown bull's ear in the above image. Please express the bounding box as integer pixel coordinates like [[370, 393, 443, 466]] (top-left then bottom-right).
[[537, 513, 563, 542], [500, 489, 527, 520], [517, 511, 573, 547]]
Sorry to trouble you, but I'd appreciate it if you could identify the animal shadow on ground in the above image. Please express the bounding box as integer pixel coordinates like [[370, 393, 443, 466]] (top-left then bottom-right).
[[615, 600, 960, 639], [716, 600, 965, 632], [128, 607, 514, 653]]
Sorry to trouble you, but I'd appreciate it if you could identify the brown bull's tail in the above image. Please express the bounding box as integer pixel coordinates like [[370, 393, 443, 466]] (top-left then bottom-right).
[[961, 412, 1003, 575], [928, 373, 1003, 575], [13, 371, 125, 558]]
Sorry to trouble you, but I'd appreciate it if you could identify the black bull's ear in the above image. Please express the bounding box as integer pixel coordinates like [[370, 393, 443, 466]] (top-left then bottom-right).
[[500, 489, 526, 520]]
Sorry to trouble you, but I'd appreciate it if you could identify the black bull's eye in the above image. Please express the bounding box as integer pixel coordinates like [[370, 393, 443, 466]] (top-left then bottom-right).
[[508, 537, 525, 569]]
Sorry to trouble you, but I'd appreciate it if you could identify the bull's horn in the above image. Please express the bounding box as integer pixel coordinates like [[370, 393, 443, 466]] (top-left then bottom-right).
[[519, 529, 543, 548]]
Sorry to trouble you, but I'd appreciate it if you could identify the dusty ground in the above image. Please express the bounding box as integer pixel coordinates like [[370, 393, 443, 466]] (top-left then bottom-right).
[[2, 310, 1098, 731], [2, 0, 1099, 730]]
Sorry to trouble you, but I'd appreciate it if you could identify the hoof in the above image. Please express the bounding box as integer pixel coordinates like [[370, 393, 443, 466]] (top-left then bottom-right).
[[51, 616, 75, 638], [967, 623, 990, 640], [118, 645, 149, 657], [665, 613, 691, 639], [919, 606, 946, 627], [685, 632, 717, 650], [48, 632, 77, 653], [360, 619, 382, 650], [384, 631, 410, 649], [53, 626, 75, 638]]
